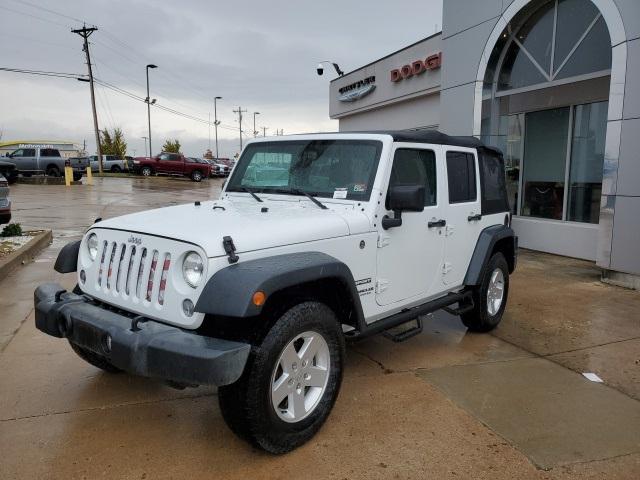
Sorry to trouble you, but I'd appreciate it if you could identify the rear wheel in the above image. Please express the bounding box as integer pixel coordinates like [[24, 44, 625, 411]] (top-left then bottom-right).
[[461, 252, 509, 332], [68, 341, 122, 373], [110, 165, 122, 173], [72, 172, 82, 181], [191, 170, 203, 182], [218, 301, 345, 453], [141, 166, 153, 177]]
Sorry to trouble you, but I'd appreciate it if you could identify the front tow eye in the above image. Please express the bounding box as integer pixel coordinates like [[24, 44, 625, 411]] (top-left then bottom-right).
[[223, 236, 239, 264]]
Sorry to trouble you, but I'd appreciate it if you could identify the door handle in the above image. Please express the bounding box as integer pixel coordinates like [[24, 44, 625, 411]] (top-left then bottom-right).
[[467, 213, 482, 221], [428, 219, 446, 228]]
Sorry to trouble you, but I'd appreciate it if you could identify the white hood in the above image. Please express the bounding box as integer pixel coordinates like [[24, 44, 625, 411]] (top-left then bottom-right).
[[93, 197, 371, 257]]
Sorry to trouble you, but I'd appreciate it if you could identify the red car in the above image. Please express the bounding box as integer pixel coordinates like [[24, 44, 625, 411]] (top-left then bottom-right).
[[133, 152, 211, 182]]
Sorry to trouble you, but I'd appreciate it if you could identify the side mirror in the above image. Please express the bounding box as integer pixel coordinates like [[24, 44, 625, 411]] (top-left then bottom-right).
[[382, 185, 425, 230]]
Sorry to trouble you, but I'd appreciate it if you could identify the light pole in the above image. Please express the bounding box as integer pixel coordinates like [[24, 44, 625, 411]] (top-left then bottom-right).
[[145, 64, 157, 157], [214, 96, 222, 159], [253, 112, 260, 137], [141, 136, 148, 157]]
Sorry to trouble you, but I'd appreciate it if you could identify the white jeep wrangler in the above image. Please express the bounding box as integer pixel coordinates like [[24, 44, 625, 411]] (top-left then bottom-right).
[[35, 131, 517, 453]]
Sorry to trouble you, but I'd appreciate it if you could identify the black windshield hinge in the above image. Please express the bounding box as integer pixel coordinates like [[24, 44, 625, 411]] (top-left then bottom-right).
[[222, 236, 239, 264]]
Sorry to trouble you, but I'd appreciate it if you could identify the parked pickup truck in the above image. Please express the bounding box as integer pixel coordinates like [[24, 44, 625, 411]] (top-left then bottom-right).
[[0, 160, 18, 184], [133, 152, 211, 182], [5, 147, 85, 181], [89, 155, 127, 173]]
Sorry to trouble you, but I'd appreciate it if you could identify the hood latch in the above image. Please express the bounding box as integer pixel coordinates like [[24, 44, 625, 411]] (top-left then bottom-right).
[[222, 236, 239, 264]]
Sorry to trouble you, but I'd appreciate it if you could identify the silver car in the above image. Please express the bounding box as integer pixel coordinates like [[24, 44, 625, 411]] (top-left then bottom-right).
[[0, 173, 11, 225]]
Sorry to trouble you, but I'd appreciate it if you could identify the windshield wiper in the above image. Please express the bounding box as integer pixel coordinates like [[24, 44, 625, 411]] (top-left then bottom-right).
[[290, 188, 328, 210], [242, 187, 263, 203]]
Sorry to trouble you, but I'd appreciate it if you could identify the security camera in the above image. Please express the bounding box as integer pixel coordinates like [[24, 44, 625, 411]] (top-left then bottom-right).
[[316, 63, 324, 76]]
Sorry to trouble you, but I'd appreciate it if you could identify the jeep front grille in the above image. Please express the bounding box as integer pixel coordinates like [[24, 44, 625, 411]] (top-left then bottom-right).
[[96, 241, 168, 306]]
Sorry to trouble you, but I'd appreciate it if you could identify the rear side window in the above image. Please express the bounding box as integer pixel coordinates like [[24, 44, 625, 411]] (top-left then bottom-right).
[[40, 148, 61, 157], [388, 148, 437, 207], [478, 147, 510, 215], [446, 151, 477, 204]]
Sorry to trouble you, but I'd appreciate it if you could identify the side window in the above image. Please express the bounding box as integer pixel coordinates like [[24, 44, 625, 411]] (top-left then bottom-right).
[[25, 149, 36, 157], [169, 154, 180, 161], [446, 151, 477, 204], [40, 148, 61, 157], [10, 149, 24, 157], [158, 153, 170, 161], [478, 148, 510, 215], [388, 148, 437, 207]]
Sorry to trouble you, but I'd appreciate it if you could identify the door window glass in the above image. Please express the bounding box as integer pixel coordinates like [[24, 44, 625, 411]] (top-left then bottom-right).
[[389, 149, 437, 206], [567, 101, 607, 223], [10, 149, 24, 157], [521, 107, 569, 220], [158, 153, 171, 161], [446, 152, 477, 204], [40, 148, 60, 157]]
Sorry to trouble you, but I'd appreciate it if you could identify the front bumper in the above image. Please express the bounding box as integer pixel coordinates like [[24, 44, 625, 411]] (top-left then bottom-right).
[[34, 283, 250, 386]]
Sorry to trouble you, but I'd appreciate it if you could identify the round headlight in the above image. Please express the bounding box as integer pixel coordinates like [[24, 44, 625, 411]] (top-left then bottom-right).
[[182, 252, 204, 287], [87, 233, 99, 260]]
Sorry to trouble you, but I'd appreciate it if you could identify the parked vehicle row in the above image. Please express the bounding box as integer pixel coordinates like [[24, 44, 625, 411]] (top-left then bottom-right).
[[132, 152, 212, 182], [89, 155, 128, 173]]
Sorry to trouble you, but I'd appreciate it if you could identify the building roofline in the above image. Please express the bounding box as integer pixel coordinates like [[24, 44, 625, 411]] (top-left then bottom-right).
[[330, 31, 442, 82]]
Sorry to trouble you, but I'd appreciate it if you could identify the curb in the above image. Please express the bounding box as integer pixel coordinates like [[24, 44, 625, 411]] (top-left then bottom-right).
[[0, 230, 53, 278]]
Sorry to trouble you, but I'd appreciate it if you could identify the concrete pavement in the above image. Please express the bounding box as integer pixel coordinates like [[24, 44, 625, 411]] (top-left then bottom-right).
[[1, 177, 639, 479]]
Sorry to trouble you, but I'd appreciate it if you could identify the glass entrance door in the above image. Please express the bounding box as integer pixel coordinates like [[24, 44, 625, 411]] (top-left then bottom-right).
[[505, 101, 607, 223]]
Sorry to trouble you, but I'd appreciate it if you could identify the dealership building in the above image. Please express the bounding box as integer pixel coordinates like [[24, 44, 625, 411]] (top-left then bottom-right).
[[329, 0, 640, 285]]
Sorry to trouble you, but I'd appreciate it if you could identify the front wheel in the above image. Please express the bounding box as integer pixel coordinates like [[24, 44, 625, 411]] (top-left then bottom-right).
[[72, 172, 82, 181], [191, 170, 203, 182], [110, 165, 122, 173], [141, 166, 153, 177], [461, 252, 509, 332], [218, 301, 345, 454], [46, 166, 61, 177]]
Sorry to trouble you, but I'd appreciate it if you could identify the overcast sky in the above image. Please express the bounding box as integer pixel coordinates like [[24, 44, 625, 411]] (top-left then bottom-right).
[[0, 0, 442, 158]]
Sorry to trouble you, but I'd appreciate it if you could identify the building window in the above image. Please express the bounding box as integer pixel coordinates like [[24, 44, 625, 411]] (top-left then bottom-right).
[[497, 0, 610, 93]]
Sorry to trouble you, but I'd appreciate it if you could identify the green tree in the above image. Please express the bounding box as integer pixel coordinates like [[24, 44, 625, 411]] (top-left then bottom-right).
[[162, 139, 181, 153], [100, 128, 127, 157]]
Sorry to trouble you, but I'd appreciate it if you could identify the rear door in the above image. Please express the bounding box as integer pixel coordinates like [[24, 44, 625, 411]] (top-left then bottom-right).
[[375, 143, 447, 306], [442, 147, 482, 287]]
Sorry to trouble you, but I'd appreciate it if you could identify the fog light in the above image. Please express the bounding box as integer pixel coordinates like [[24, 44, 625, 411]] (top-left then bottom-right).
[[79, 269, 86, 284], [182, 299, 195, 317], [102, 333, 112, 354]]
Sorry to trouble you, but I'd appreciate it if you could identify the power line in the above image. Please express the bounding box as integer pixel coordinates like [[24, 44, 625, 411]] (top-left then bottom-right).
[[0, 4, 70, 29], [0, 67, 86, 79], [8, 0, 87, 24]]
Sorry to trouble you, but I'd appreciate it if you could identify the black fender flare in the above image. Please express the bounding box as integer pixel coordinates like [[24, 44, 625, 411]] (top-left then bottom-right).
[[464, 225, 516, 286], [54, 240, 81, 273], [195, 252, 365, 327]]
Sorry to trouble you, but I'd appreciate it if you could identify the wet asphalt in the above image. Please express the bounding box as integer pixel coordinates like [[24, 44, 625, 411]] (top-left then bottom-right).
[[1, 176, 639, 479]]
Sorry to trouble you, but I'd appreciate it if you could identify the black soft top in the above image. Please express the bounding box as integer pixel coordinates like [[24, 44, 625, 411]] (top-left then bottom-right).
[[365, 130, 500, 151]]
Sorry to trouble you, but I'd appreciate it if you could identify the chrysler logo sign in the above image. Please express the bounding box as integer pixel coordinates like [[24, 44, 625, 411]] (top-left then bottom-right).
[[337, 76, 376, 102], [390, 52, 442, 82]]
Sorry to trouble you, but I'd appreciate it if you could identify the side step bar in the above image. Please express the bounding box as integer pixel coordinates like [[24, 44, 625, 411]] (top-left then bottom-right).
[[348, 290, 473, 341]]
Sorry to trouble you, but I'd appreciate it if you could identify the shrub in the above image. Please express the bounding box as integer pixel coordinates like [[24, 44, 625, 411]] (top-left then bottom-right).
[[1, 223, 22, 237]]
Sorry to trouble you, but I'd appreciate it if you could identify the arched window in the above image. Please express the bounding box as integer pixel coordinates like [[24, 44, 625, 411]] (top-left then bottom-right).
[[493, 0, 611, 93]]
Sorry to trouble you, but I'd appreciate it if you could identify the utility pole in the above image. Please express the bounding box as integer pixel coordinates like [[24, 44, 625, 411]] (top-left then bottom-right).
[[145, 64, 157, 158], [141, 136, 148, 157], [253, 112, 260, 137], [262, 126, 268, 137], [233, 106, 247, 151], [72, 24, 102, 174], [214, 96, 221, 159]]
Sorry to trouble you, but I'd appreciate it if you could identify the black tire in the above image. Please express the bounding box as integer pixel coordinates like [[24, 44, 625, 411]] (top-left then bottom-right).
[[141, 166, 153, 177], [68, 341, 122, 373], [218, 301, 345, 454], [46, 165, 61, 177], [191, 170, 203, 182], [110, 165, 122, 173], [72, 172, 82, 181], [461, 252, 509, 332]]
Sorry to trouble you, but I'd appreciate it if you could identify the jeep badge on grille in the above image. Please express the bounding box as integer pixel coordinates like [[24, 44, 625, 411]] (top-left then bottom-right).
[[127, 235, 142, 245]]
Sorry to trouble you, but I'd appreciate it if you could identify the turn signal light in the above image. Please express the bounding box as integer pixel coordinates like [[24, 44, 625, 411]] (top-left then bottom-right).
[[252, 291, 266, 306]]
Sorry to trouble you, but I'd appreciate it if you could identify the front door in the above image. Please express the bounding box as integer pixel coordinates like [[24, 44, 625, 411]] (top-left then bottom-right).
[[9, 148, 37, 172], [375, 144, 447, 306]]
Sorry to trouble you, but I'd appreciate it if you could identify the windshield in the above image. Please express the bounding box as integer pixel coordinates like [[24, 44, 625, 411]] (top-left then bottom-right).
[[226, 139, 383, 201]]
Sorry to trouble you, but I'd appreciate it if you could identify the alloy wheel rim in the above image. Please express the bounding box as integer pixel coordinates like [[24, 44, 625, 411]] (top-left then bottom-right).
[[486, 268, 505, 316], [270, 330, 330, 423]]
